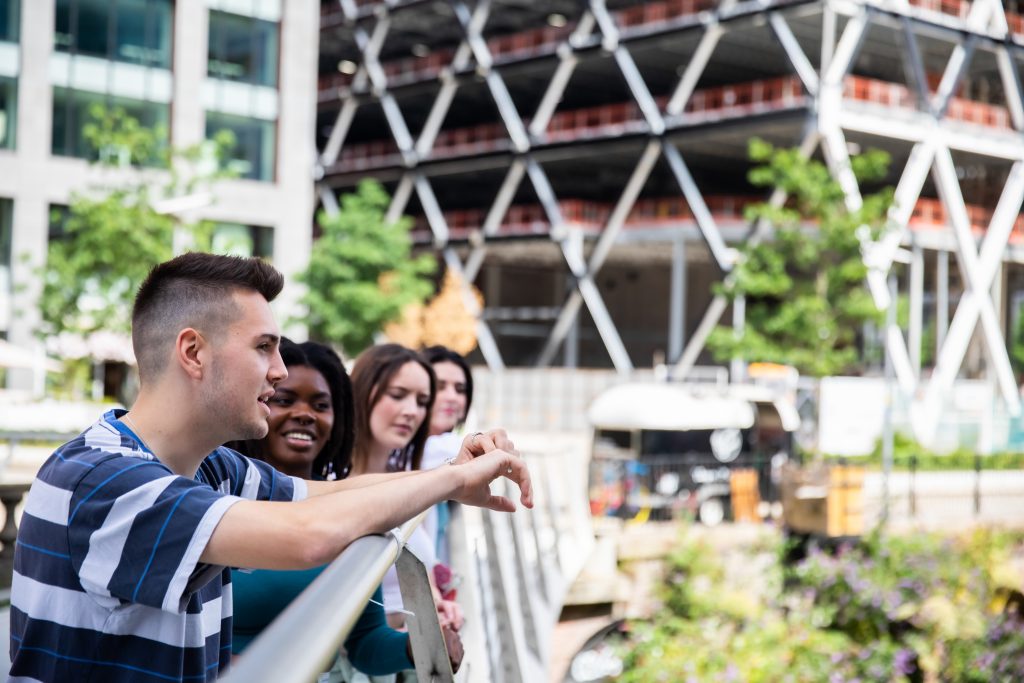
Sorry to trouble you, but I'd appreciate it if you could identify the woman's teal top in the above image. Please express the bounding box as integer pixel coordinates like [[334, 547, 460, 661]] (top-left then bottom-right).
[[231, 567, 413, 675]]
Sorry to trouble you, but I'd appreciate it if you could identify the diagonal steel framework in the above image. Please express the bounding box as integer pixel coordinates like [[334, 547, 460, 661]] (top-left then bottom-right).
[[319, 0, 1024, 430]]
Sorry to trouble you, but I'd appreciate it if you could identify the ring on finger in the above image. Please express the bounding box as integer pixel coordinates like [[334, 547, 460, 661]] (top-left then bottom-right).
[[470, 431, 483, 447]]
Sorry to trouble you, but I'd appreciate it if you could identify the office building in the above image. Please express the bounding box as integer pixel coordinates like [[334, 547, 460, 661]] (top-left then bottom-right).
[[0, 0, 318, 391]]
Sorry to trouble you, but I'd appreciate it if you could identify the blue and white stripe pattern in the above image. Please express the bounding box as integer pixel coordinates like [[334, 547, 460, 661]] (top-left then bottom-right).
[[9, 409, 306, 682]]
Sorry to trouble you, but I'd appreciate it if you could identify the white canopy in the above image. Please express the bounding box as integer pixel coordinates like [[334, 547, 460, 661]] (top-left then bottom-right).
[[587, 383, 756, 432], [0, 339, 62, 372]]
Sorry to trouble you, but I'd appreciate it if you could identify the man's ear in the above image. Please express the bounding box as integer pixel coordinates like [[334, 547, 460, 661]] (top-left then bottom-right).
[[176, 328, 207, 380]]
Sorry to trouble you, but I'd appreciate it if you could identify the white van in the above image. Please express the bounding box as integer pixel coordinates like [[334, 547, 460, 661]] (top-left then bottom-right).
[[587, 382, 799, 525]]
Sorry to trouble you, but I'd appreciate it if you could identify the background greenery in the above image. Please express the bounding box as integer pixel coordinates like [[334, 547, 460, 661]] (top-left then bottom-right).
[[618, 528, 1024, 682]]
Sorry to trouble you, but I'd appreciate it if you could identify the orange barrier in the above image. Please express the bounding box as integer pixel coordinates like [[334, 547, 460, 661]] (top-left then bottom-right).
[[408, 195, 1024, 244], [321, 0, 1024, 101], [332, 73, 1013, 171], [908, 0, 971, 20]]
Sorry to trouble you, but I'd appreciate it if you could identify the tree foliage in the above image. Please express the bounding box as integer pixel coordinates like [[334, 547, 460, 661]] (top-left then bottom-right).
[[38, 105, 237, 343], [297, 179, 437, 355], [706, 139, 893, 376], [383, 269, 482, 355]]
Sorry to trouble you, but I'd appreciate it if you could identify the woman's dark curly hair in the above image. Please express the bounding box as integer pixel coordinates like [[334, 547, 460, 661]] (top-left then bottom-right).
[[230, 338, 354, 480]]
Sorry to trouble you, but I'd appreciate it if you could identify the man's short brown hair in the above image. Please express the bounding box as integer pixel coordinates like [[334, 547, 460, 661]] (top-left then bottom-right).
[[132, 253, 284, 382]]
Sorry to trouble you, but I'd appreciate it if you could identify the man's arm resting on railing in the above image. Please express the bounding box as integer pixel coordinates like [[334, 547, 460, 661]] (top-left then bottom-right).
[[200, 448, 532, 570], [301, 428, 517, 498]]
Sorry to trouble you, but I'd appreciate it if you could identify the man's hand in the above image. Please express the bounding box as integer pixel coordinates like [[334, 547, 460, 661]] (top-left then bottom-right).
[[454, 428, 517, 464], [451, 449, 532, 511]]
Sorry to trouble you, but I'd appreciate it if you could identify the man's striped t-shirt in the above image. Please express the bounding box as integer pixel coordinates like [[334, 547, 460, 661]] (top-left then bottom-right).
[[9, 409, 306, 682]]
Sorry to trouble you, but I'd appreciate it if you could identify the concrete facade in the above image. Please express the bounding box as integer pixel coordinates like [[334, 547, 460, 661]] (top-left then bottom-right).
[[0, 0, 319, 391]]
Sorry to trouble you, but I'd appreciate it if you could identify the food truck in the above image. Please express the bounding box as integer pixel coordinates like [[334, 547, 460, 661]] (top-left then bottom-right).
[[587, 382, 800, 525]]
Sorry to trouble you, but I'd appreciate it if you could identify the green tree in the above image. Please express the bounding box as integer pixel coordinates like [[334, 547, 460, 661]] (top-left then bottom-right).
[[38, 105, 237, 341], [706, 139, 893, 376], [297, 179, 436, 355]]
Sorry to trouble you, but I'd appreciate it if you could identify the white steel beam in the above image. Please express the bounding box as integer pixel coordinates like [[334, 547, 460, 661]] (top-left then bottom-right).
[[443, 247, 506, 370], [769, 12, 819, 96], [669, 236, 687, 363], [899, 17, 935, 114], [673, 126, 818, 381], [996, 47, 1024, 131], [415, 173, 450, 247], [936, 249, 949, 352], [464, 160, 527, 283], [614, 47, 665, 135], [909, 243, 924, 376], [864, 136, 937, 308], [385, 174, 415, 224], [666, 22, 723, 116], [823, 8, 869, 86], [922, 154, 1024, 428], [524, 158, 632, 372], [670, 295, 729, 381], [321, 98, 359, 167], [837, 108, 1024, 160], [537, 140, 661, 367], [530, 13, 596, 138], [662, 142, 734, 272], [451, 0, 531, 153]]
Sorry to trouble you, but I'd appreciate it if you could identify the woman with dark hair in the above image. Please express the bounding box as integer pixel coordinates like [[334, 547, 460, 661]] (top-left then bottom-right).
[[229, 339, 460, 677], [235, 338, 353, 481], [422, 345, 473, 439], [420, 346, 474, 594], [349, 344, 463, 632], [349, 344, 435, 477]]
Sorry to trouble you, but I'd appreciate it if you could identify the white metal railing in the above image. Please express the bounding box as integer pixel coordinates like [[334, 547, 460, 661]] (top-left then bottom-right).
[[223, 512, 451, 683], [226, 448, 594, 683]]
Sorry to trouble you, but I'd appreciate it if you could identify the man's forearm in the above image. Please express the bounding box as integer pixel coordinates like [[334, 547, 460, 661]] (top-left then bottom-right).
[[203, 467, 461, 570], [304, 470, 421, 498]]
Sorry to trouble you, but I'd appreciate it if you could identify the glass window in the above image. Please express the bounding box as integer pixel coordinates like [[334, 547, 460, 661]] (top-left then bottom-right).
[[211, 222, 273, 259], [206, 112, 275, 181], [52, 87, 168, 162], [208, 10, 278, 87], [48, 204, 70, 241], [0, 0, 19, 42], [55, 0, 172, 68], [0, 76, 15, 149]]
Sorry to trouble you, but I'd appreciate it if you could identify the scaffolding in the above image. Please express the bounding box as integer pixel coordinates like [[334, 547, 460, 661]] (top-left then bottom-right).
[[317, 0, 1024, 439]]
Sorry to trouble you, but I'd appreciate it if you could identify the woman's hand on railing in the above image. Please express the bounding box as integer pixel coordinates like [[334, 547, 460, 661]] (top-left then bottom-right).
[[452, 449, 533, 511], [442, 623, 464, 673], [436, 598, 464, 631], [454, 428, 518, 463]]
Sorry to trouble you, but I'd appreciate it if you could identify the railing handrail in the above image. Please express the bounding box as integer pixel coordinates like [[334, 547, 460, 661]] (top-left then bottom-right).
[[222, 511, 428, 683]]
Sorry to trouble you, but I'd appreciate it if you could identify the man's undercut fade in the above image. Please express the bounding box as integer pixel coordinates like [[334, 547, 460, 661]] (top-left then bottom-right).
[[132, 253, 284, 383]]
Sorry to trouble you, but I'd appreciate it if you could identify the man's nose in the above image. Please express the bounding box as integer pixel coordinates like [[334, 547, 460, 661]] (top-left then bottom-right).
[[269, 351, 288, 384]]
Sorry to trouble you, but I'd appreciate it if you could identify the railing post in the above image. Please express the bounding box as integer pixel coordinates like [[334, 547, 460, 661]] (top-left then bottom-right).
[[481, 510, 526, 683], [974, 452, 982, 516], [0, 483, 30, 589], [909, 454, 917, 518], [395, 546, 456, 683]]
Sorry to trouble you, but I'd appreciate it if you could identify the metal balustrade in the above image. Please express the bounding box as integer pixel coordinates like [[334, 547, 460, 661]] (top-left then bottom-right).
[[329, 74, 1015, 174], [408, 194, 1024, 244], [318, 0, 1024, 103], [226, 450, 593, 683]]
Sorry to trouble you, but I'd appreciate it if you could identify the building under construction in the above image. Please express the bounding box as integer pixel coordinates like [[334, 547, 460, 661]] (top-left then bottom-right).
[[316, 0, 1024, 424]]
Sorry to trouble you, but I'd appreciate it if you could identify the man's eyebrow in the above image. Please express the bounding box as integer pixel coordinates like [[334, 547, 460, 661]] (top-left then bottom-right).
[[256, 334, 281, 345]]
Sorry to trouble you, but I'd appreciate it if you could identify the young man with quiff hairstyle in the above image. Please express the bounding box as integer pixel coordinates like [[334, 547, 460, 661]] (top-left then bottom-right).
[[9, 253, 530, 682]]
